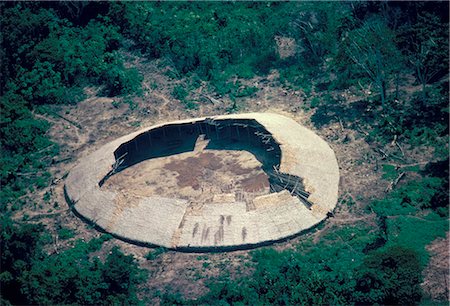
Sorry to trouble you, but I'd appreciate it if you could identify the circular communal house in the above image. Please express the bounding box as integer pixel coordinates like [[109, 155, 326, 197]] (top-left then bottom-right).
[[65, 113, 339, 251]]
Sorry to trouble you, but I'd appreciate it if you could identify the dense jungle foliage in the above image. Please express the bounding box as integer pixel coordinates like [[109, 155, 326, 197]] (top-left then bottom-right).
[[1, 1, 448, 305]]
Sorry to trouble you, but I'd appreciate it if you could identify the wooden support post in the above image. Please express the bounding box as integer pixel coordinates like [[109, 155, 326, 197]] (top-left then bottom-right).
[[205, 123, 209, 136], [291, 179, 299, 195], [236, 125, 240, 139]]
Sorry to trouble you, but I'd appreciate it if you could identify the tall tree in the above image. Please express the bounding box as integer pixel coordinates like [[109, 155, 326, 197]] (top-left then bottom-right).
[[344, 18, 402, 108], [405, 12, 449, 102]]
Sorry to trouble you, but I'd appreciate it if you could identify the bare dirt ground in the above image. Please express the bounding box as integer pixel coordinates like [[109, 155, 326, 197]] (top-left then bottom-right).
[[422, 232, 450, 301], [18, 51, 447, 302], [104, 148, 269, 205]]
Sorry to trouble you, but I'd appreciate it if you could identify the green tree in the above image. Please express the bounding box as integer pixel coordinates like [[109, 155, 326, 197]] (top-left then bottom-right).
[[0, 3, 55, 90], [291, 2, 353, 66], [0, 215, 44, 304], [344, 18, 403, 107], [20, 237, 107, 305], [0, 91, 57, 210], [353, 246, 422, 305], [404, 12, 449, 102], [19, 237, 146, 305], [15, 61, 65, 105]]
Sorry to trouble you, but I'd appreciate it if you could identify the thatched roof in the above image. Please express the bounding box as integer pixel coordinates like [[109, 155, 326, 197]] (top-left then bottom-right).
[[65, 113, 339, 251]]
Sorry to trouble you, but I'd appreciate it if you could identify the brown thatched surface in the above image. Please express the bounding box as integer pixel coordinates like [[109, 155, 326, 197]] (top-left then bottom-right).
[[65, 113, 339, 250]]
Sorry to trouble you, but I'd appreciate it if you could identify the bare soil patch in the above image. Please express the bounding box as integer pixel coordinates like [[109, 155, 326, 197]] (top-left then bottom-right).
[[422, 232, 450, 301], [104, 148, 269, 205]]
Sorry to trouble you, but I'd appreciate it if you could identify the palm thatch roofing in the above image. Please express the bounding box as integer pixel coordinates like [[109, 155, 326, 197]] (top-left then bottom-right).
[[65, 113, 339, 251]]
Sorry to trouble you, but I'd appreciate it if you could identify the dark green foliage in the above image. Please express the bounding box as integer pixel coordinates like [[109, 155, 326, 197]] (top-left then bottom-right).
[[145, 247, 168, 260], [57, 227, 75, 240], [0, 92, 58, 211], [171, 85, 199, 110], [367, 82, 449, 145], [290, 3, 354, 64], [20, 237, 107, 305], [0, 4, 55, 91], [398, 9, 449, 90], [385, 214, 447, 265], [172, 85, 189, 101], [15, 61, 65, 104], [354, 246, 422, 305], [369, 170, 448, 264], [0, 215, 45, 304], [422, 159, 450, 214], [371, 177, 444, 217], [101, 246, 146, 304], [110, 2, 287, 94], [101, 64, 142, 97], [0, 218, 146, 305], [342, 18, 403, 107], [1, 3, 142, 102]]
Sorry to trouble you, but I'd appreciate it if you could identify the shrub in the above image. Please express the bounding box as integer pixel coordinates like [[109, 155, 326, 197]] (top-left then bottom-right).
[[172, 85, 188, 101], [353, 246, 422, 305], [57, 228, 75, 240], [145, 247, 167, 260], [101, 65, 142, 97]]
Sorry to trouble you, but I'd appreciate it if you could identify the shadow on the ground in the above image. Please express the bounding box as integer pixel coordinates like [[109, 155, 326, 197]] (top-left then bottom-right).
[[311, 97, 376, 129]]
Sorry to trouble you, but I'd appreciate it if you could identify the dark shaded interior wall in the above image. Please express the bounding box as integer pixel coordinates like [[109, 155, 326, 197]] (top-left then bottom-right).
[[101, 118, 311, 208], [114, 119, 281, 171]]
